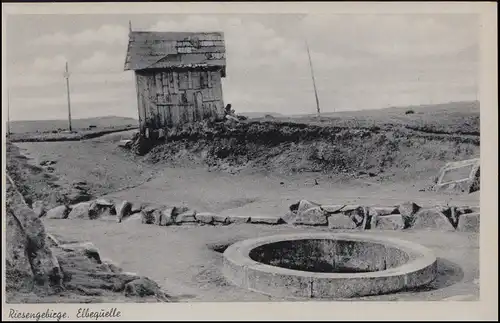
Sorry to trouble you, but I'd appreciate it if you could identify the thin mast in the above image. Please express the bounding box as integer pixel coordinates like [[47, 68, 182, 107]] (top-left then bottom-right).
[[64, 62, 72, 131], [305, 39, 320, 118]]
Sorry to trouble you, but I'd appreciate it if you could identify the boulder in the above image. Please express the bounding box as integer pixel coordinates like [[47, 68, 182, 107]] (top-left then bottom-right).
[[397, 201, 422, 228], [46, 205, 70, 219], [60, 242, 102, 264], [321, 205, 345, 214], [141, 210, 156, 225], [176, 210, 197, 224], [287, 206, 328, 226], [159, 208, 174, 226], [411, 208, 455, 231], [172, 206, 190, 217], [130, 203, 143, 214], [5, 209, 34, 292], [116, 200, 132, 223], [250, 215, 283, 225], [342, 206, 366, 227], [67, 201, 93, 219], [457, 213, 480, 233], [89, 200, 116, 219], [289, 199, 321, 213], [213, 214, 229, 224], [101, 259, 123, 273], [11, 206, 63, 288], [375, 214, 405, 230], [195, 212, 214, 224], [124, 277, 168, 300], [95, 198, 114, 207], [371, 206, 398, 216], [227, 214, 250, 224], [32, 201, 46, 218], [328, 214, 357, 229]]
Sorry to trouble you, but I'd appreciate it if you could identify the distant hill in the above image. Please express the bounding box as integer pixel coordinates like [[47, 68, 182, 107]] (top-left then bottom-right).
[[239, 112, 287, 119], [290, 101, 480, 118], [9, 116, 139, 134]]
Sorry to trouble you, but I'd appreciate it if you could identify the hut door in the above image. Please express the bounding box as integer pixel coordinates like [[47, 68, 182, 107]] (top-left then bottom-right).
[[194, 91, 203, 121]]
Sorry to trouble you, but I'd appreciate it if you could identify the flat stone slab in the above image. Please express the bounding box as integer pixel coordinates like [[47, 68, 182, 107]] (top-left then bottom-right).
[[227, 215, 250, 224], [411, 208, 455, 231], [249, 215, 283, 225], [195, 212, 214, 224], [328, 214, 357, 229]]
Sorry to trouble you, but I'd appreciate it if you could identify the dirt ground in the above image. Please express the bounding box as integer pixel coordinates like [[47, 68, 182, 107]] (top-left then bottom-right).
[[43, 219, 479, 302], [12, 130, 480, 302]]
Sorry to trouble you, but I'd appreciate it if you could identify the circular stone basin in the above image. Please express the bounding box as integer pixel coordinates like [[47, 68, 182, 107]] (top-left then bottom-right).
[[222, 233, 437, 299]]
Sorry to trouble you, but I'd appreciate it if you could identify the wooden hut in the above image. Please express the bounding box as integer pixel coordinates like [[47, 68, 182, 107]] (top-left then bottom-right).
[[124, 30, 227, 138]]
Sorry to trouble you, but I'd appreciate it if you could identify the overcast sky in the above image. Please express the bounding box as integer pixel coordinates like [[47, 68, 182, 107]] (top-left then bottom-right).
[[6, 13, 479, 121]]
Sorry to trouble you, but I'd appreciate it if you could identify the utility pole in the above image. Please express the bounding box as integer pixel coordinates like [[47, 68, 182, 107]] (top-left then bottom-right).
[[305, 39, 321, 118], [64, 62, 72, 131], [7, 88, 11, 137]]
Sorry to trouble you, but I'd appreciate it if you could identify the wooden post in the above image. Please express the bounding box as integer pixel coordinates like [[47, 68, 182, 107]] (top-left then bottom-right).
[[305, 39, 320, 118], [64, 62, 72, 131], [7, 88, 11, 136]]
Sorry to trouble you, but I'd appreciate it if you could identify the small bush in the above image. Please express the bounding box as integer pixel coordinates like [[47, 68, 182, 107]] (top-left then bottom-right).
[[405, 110, 415, 115]]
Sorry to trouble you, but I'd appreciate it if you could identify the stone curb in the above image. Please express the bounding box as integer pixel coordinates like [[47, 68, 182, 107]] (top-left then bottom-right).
[[44, 199, 480, 232]]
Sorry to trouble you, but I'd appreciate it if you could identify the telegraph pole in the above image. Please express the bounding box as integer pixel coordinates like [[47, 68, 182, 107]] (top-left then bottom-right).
[[64, 62, 72, 131], [7, 88, 11, 137], [305, 39, 321, 118]]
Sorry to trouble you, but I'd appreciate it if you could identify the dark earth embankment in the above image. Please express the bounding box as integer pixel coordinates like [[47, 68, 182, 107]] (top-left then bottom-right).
[[142, 115, 480, 183]]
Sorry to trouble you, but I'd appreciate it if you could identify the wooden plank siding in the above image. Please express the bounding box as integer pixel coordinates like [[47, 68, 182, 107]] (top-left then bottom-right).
[[136, 69, 225, 134]]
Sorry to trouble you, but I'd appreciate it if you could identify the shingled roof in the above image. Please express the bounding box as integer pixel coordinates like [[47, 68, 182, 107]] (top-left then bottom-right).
[[124, 31, 226, 76]]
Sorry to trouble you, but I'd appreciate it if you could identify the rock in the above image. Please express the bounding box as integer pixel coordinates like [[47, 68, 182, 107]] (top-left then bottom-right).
[[371, 206, 398, 216], [11, 206, 63, 288], [397, 201, 422, 228], [153, 210, 163, 225], [321, 205, 345, 213], [159, 208, 174, 226], [375, 214, 405, 230], [176, 210, 197, 224], [289, 199, 320, 213], [141, 210, 155, 225], [5, 209, 34, 292], [101, 259, 123, 273], [250, 215, 283, 225], [195, 212, 214, 224], [46, 205, 70, 219], [213, 214, 229, 224], [116, 201, 132, 223], [288, 206, 328, 226], [60, 242, 102, 263], [342, 206, 366, 227], [130, 203, 143, 214], [67, 201, 92, 219], [457, 213, 480, 232], [227, 214, 250, 224], [328, 214, 357, 229], [89, 200, 116, 218], [96, 199, 114, 207], [172, 206, 190, 216], [124, 277, 166, 299], [32, 201, 46, 218], [411, 208, 455, 231]]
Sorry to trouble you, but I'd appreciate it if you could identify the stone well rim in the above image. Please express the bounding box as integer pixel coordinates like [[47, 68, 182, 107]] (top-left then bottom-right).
[[223, 232, 437, 279]]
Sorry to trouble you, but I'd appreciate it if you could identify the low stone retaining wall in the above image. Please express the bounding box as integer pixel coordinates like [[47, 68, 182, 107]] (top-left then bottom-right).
[[42, 197, 480, 233]]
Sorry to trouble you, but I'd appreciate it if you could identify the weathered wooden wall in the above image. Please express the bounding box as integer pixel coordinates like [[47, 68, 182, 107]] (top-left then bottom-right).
[[135, 68, 225, 135]]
